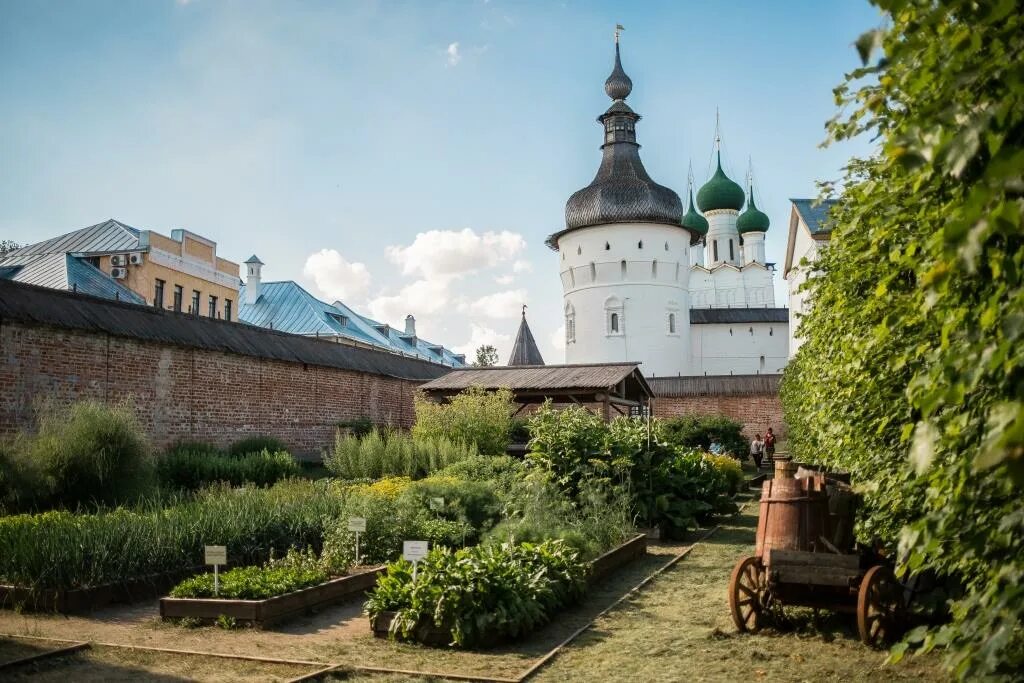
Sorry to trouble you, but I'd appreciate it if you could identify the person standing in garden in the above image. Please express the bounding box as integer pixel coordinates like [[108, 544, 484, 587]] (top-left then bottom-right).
[[764, 427, 776, 465], [750, 433, 765, 469]]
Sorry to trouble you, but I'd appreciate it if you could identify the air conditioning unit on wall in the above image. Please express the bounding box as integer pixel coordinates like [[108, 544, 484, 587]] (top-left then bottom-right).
[[128, 253, 144, 265], [110, 267, 127, 279], [110, 254, 126, 266]]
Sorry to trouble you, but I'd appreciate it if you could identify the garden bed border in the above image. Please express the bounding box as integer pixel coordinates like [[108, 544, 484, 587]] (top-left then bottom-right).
[[0, 566, 204, 614], [158, 566, 385, 628]]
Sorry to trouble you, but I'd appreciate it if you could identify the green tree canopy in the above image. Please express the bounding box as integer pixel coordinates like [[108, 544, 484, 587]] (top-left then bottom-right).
[[473, 344, 499, 367], [782, 0, 1022, 677]]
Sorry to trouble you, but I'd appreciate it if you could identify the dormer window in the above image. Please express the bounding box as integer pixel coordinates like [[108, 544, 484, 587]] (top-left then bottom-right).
[[328, 313, 349, 327]]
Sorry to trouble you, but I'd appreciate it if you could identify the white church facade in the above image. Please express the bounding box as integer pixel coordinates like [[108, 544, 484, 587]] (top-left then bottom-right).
[[549, 36, 788, 378]]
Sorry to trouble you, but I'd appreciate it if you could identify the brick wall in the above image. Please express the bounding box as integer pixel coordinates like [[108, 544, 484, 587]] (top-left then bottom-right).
[[653, 393, 784, 441], [0, 320, 422, 455]]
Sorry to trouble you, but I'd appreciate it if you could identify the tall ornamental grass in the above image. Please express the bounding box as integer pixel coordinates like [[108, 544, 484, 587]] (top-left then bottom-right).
[[157, 448, 300, 490], [0, 479, 345, 594], [325, 429, 476, 480]]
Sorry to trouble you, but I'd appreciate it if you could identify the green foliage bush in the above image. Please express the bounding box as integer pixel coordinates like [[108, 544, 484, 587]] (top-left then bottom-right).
[[437, 454, 527, 501], [366, 540, 588, 647], [0, 479, 345, 594], [525, 403, 736, 536], [227, 435, 286, 457], [782, 2, 1024, 676], [660, 414, 748, 458], [320, 475, 502, 568], [704, 454, 745, 496], [412, 386, 514, 455], [325, 429, 477, 480], [157, 448, 300, 490], [0, 437, 51, 513], [26, 400, 154, 509], [170, 547, 329, 600], [485, 474, 634, 560]]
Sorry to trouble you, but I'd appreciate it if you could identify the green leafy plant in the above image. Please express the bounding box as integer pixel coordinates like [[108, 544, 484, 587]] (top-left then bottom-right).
[[660, 415, 748, 458], [325, 429, 477, 480], [412, 387, 514, 455], [227, 435, 286, 457], [170, 552, 328, 600], [704, 454, 745, 496], [366, 540, 588, 647], [782, 1, 1024, 677], [157, 448, 300, 490]]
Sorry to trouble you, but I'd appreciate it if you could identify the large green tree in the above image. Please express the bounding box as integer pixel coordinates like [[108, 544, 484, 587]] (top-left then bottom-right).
[[782, 0, 1022, 678]]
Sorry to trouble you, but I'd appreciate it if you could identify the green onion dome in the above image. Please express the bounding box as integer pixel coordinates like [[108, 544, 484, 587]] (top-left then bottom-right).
[[681, 188, 709, 236], [696, 152, 745, 212], [737, 188, 770, 233]]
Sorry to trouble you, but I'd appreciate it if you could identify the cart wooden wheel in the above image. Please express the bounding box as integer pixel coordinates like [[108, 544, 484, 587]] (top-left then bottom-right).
[[857, 565, 902, 647], [729, 556, 768, 633]]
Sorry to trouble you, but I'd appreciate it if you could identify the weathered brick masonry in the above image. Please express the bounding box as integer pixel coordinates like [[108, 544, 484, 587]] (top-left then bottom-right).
[[648, 375, 785, 441], [0, 280, 450, 454]]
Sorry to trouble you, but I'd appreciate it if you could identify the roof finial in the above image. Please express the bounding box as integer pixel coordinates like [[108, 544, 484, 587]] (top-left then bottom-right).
[[715, 107, 721, 150], [604, 26, 632, 100], [521, 303, 527, 318], [615, 23, 624, 44]]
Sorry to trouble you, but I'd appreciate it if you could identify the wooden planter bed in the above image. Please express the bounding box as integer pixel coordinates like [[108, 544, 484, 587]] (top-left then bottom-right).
[[159, 566, 384, 628], [372, 533, 648, 645], [0, 566, 204, 614]]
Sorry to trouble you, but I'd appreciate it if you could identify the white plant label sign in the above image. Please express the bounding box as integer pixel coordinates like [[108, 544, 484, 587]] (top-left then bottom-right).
[[403, 540, 429, 581], [204, 545, 227, 565], [347, 517, 367, 533]]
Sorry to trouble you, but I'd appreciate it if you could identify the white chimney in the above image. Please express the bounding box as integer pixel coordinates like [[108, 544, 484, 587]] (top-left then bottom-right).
[[244, 255, 264, 305], [405, 314, 416, 336]]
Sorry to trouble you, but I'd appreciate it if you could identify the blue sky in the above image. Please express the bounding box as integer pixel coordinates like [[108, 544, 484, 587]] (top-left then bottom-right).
[[0, 0, 880, 362]]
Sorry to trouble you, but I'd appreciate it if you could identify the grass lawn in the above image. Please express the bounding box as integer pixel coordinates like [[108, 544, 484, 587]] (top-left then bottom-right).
[[532, 507, 947, 682]]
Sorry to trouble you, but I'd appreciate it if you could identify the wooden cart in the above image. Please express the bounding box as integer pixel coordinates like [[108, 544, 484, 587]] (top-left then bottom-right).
[[728, 459, 904, 647]]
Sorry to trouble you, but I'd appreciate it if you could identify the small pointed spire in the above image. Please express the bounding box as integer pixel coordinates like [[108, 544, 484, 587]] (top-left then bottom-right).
[[507, 307, 544, 366]]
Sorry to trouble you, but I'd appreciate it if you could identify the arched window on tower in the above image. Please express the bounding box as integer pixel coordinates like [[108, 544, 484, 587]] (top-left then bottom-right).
[[621, 259, 627, 279], [652, 260, 658, 278], [577, 245, 582, 255], [713, 240, 719, 262], [590, 262, 597, 282], [604, 296, 623, 336], [668, 313, 676, 334], [760, 355, 766, 371], [729, 239, 735, 261], [565, 302, 576, 345], [638, 240, 643, 249], [605, 241, 610, 250], [664, 241, 669, 251], [674, 262, 680, 281]]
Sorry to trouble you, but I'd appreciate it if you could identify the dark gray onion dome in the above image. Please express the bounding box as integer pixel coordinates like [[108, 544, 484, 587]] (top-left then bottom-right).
[[548, 40, 694, 249], [604, 42, 632, 100]]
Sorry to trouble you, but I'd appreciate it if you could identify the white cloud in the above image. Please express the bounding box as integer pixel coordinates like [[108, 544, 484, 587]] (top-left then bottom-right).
[[303, 249, 371, 302], [550, 325, 565, 353], [446, 42, 461, 67], [494, 274, 514, 285], [464, 288, 527, 320], [367, 277, 450, 326], [453, 323, 512, 359], [386, 228, 526, 279], [512, 259, 532, 274]]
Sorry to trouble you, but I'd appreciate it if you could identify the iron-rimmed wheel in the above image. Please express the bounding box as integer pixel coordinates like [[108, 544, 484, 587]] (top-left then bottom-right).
[[857, 564, 903, 647], [729, 556, 768, 633]]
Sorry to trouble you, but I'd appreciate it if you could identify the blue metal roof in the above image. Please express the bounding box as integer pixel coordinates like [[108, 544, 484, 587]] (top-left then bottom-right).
[[0, 253, 144, 304], [790, 199, 838, 235], [237, 281, 466, 367], [6, 219, 142, 257]]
